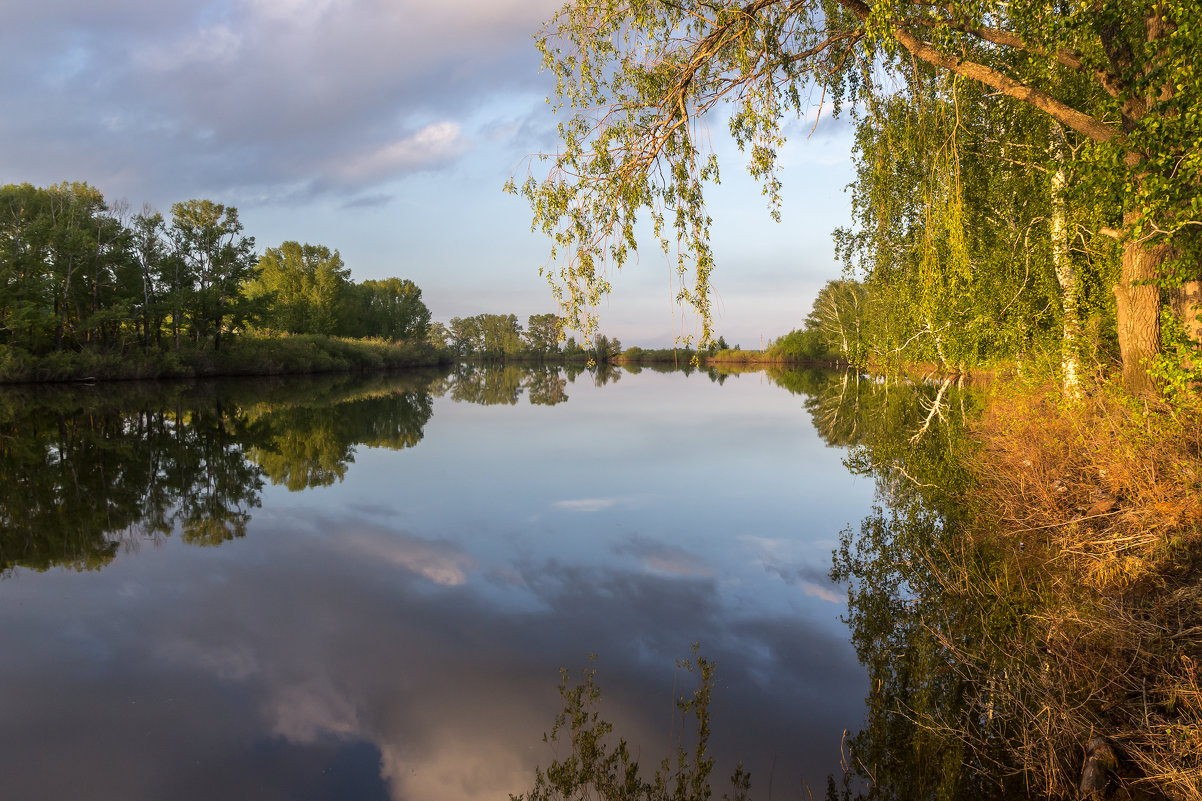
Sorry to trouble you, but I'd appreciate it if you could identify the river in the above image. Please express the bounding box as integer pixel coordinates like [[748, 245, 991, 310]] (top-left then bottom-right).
[[0, 364, 887, 800]]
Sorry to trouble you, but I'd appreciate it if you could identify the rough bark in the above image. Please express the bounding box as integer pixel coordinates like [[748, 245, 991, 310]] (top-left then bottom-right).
[[1170, 279, 1202, 379], [1115, 215, 1169, 398], [1170, 279, 1202, 346]]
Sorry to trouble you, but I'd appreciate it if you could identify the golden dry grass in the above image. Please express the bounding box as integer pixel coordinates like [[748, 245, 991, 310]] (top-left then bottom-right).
[[960, 379, 1202, 799], [973, 380, 1202, 591]]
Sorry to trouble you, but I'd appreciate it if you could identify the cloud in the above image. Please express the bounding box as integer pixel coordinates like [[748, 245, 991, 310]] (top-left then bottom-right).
[[328, 122, 471, 184], [0, 0, 561, 202], [553, 498, 616, 512]]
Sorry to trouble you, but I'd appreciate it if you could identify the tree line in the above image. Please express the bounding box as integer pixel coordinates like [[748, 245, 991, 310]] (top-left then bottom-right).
[[431, 311, 623, 361], [0, 181, 431, 357]]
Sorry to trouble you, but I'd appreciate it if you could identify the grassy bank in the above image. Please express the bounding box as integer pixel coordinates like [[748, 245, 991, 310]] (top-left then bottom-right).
[[963, 377, 1202, 799], [0, 335, 451, 384]]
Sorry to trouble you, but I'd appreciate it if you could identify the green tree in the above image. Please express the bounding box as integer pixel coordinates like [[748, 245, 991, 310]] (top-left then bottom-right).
[[426, 320, 450, 349], [0, 183, 56, 350], [247, 241, 350, 335], [130, 206, 169, 348], [0, 182, 134, 353], [806, 279, 866, 361], [168, 199, 257, 351], [337, 277, 431, 341], [524, 312, 564, 355], [515, 0, 1202, 397], [447, 313, 524, 358]]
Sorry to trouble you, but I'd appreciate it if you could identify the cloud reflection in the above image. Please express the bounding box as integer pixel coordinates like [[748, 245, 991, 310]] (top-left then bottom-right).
[[340, 528, 477, 587], [553, 497, 617, 512], [614, 536, 713, 577]]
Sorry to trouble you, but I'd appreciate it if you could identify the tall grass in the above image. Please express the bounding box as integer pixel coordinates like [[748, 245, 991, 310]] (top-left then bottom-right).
[[964, 377, 1202, 798]]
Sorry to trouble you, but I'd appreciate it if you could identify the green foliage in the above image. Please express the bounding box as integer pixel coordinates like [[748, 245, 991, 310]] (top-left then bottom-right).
[[0, 182, 438, 377], [1150, 304, 1202, 403], [0, 181, 131, 353], [168, 198, 258, 351], [525, 312, 565, 355], [518, 0, 1202, 394], [247, 241, 351, 335], [448, 313, 525, 358], [337, 277, 431, 342], [766, 329, 830, 361]]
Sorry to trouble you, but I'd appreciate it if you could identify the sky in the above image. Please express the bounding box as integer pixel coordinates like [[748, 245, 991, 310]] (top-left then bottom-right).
[[0, 0, 857, 347]]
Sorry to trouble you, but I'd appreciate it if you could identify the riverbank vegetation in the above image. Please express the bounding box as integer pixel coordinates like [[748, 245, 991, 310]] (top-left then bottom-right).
[[811, 369, 1202, 800], [0, 182, 439, 382], [514, 0, 1202, 402]]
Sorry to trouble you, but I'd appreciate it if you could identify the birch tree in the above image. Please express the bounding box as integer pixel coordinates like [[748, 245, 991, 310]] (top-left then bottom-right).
[[514, 0, 1202, 397]]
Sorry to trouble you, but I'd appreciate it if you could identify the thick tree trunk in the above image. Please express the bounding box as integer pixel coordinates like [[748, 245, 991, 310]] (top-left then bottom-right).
[[1170, 279, 1202, 346], [1170, 279, 1202, 380], [1115, 214, 1168, 398]]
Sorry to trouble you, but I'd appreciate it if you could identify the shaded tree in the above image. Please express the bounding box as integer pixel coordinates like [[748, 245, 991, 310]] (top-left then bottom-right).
[[168, 199, 257, 351]]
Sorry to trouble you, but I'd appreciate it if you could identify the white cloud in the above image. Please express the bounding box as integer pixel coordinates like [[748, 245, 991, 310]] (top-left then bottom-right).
[[330, 122, 470, 183], [136, 24, 243, 71], [244, 0, 339, 26], [553, 498, 616, 512]]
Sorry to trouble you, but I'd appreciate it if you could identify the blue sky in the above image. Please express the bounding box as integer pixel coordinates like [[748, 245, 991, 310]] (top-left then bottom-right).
[[1, 0, 856, 346]]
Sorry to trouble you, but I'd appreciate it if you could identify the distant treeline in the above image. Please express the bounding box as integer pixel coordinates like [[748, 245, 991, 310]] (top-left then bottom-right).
[[431, 309, 848, 367], [430, 312, 624, 361], [0, 182, 432, 361]]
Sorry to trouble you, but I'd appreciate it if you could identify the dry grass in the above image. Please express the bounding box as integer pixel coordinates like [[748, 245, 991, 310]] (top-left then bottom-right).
[[959, 378, 1202, 799], [973, 380, 1202, 591]]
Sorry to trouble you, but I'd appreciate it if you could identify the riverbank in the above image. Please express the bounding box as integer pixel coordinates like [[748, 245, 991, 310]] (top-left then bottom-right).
[[964, 377, 1202, 799], [864, 372, 1202, 800], [0, 335, 451, 384]]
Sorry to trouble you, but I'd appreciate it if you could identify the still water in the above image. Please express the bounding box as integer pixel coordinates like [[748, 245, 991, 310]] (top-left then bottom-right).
[[0, 364, 879, 800]]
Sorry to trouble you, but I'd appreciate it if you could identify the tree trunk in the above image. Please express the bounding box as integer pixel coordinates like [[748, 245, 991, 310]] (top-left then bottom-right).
[[1170, 279, 1202, 346], [1115, 214, 1168, 398], [1049, 124, 1082, 399], [1170, 279, 1202, 378]]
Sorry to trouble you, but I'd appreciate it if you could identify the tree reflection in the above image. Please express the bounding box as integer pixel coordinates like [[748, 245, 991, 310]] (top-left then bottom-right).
[[0, 372, 440, 573], [440, 363, 577, 406], [782, 369, 1063, 799], [244, 376, 434, 491], [526, 366, 570, 406], [446, 363, 527, 405]]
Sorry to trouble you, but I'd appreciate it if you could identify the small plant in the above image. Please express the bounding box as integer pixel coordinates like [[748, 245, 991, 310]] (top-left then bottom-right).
[[512, 647, 749, 801]]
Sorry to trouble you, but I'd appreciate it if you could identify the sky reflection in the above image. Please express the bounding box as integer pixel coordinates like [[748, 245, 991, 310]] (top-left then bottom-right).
[[0, 368, 874, 800]]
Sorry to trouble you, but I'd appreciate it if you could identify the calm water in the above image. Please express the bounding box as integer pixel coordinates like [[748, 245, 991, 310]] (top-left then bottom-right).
[[0, 365, 879, 800]]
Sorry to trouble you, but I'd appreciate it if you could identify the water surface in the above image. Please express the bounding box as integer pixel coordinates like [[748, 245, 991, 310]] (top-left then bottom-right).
[[0, 365, 877, 800]]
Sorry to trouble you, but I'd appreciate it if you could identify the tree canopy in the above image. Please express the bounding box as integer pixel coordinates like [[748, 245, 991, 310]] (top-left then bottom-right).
[[0, 182, 433, 360], [513, 0, 1202, 396]]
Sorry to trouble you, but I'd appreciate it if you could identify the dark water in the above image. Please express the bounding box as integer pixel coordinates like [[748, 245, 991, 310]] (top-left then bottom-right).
[[0, 365, 882, 800]]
